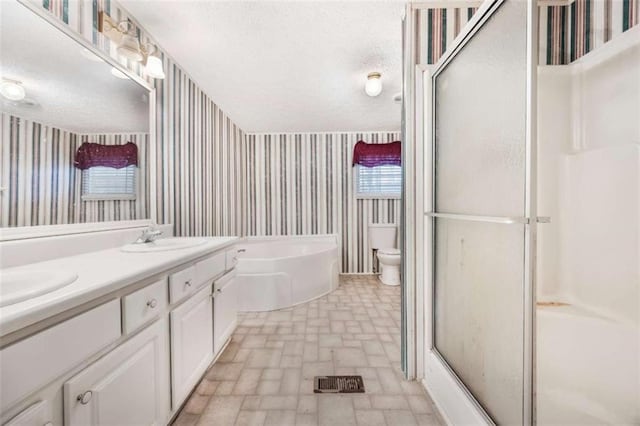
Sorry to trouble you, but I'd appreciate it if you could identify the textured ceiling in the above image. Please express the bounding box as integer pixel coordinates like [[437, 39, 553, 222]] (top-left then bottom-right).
[[0, 1, 149, 134], [119, 1, 404, 133]]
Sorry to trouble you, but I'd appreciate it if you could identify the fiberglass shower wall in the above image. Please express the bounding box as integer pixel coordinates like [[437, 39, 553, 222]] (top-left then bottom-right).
[[536, 26, 640, 424]]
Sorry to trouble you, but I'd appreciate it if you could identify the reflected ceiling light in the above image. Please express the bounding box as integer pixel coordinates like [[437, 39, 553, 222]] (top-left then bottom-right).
[[81, 48, 104, 63], [110, 67, 130, 80], [365, 72, 382, 97], [0, 79, 26, 101], [98, 12, 165, 79]]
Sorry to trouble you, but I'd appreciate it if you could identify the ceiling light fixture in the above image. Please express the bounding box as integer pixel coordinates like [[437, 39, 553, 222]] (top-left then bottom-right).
[[98, 11, 165, 79], [365, 72, 382, 97], [0, 79, 26, 101]]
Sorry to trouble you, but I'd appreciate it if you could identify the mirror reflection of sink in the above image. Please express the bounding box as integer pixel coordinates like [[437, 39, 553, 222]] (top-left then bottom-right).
[[121, 237, 208, 253], [0, 270, 79, 307]]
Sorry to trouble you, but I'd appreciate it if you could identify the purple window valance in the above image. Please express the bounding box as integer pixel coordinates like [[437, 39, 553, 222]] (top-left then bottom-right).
[[74, 142, 138, 170], [352, 140, 401, 167]]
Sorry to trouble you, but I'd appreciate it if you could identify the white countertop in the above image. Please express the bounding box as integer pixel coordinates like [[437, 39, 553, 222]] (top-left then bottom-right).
[[0, 236, 238, 338]]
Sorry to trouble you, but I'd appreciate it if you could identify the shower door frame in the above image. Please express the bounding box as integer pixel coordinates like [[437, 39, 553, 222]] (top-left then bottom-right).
[[421, 0, 538, 424]]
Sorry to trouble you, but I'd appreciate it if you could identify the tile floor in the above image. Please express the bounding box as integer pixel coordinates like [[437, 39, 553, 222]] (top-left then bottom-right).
[[173, 274, 443, 426]]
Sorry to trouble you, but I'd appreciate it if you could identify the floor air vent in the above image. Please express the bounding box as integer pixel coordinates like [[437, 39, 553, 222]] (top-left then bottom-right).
[[314, 376, 365, 393]]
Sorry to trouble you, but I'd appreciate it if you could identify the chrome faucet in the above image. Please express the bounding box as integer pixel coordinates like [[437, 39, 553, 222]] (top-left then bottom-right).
[[134, 226, 163, 244]]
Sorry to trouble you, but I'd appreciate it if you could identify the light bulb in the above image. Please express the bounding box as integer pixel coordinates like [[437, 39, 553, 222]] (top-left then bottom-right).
[[365, 72, 382, 97], [0, 80, 26, 101]]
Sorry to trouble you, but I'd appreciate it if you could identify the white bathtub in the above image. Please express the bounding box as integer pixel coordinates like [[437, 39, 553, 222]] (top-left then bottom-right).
[[537, 305, 639, 425], [235, 235, 340, 311]]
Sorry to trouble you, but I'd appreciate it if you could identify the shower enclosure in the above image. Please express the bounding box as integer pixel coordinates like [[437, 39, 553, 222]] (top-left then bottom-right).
[[413, 0, 639, 424]]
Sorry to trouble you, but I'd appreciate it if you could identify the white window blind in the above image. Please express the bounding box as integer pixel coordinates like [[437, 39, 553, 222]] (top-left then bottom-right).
[[355, 164, 402, 198], [81, 165, 137, 201]]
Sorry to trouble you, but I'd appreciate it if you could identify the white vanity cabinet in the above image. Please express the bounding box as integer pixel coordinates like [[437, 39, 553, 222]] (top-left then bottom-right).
[[63, 319, 170, 426], [169, 285, 214, 409], [1, 240, 239, 426], [213, 269, 239, 356]]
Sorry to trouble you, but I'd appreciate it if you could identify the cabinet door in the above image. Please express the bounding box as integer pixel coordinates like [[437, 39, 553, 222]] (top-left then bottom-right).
[[63, 319, 170, 426], [213, 270, 238, 356], [170, 285, 214, 409]]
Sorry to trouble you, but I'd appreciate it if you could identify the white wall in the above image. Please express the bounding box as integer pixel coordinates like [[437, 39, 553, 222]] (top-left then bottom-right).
[[537, 29, 640, 323]]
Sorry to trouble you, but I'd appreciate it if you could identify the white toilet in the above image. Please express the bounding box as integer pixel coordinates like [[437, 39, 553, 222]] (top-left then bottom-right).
[[368, 224, 401, 286]]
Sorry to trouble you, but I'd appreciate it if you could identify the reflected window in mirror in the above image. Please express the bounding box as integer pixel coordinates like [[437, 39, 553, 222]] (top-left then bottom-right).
[[76, 141, 139, 201], [82, 166, 137, 201]]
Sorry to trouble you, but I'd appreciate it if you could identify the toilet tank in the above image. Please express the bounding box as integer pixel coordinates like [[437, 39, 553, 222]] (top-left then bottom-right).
[[368, 224, 397, 249]]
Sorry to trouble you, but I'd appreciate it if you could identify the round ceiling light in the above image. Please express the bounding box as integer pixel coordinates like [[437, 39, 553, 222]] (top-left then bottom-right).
[[365, 72, 382, 97], [0, 80, 26, 101]]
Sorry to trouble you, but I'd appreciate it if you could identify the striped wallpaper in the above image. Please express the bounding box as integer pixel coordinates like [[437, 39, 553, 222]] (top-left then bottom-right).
[[418, 0, 639, 65], [541, 0, 639, 64], [243, 132, 401, 274], [419, 7, 478, 64], [28, 0, 245, 237], [0, 113, 149, 227]]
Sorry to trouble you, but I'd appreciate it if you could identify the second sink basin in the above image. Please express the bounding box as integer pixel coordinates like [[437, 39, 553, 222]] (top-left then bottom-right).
[[0, 269, 79, 307], [121, 237, 208, 253]]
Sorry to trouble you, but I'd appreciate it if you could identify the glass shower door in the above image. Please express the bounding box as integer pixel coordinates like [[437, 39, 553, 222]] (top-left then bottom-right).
[[428, 0, 537, 424]]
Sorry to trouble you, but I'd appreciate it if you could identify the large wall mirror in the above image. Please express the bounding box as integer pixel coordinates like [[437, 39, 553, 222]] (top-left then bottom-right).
[[0, 1, 153, 229]]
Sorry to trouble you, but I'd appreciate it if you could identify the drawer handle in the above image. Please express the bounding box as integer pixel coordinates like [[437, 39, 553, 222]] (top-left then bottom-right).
[[185, 279, 192, 288], [146, 298, 158, 309], [77, 390, 93, 405], [217, 288, 222, 293]]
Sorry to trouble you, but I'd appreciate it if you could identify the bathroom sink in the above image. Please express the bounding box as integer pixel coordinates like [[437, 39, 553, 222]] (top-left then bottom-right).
[[0, 269, 79, 307], [121, 237, 208, 253]]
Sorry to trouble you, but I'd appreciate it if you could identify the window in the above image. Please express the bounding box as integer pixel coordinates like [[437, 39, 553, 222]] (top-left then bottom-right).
[[81, 165, 137, 200], [354, 164, 402, 198]]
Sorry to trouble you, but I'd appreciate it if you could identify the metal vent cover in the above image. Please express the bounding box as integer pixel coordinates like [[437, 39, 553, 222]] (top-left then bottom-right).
[[314, 376, 365, 393]]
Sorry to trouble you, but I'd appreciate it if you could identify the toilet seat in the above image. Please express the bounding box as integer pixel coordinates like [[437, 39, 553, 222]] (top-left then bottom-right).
[[378, 248, 400, 255]]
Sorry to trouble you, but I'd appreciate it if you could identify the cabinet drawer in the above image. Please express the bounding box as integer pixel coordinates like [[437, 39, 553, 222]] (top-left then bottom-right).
[[225, 248, 238, 270], [169, 265, 196, 304], [0, 300, 120, 412], [122, 279, 167, 334], [4, 401, 51, 426], [195, 252, 226, 286]]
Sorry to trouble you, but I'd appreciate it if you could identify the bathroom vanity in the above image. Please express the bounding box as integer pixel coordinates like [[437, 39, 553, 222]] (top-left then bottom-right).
[[0, 234, 240, 426]]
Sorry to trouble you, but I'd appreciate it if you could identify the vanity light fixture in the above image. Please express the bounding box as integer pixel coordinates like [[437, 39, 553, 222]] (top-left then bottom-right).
[[365, 72, 382, 97], [142, 46, 165, 80], [98, 11, 165, 79], [0, 79, 26, 101], [118, 32, 144, 62]]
